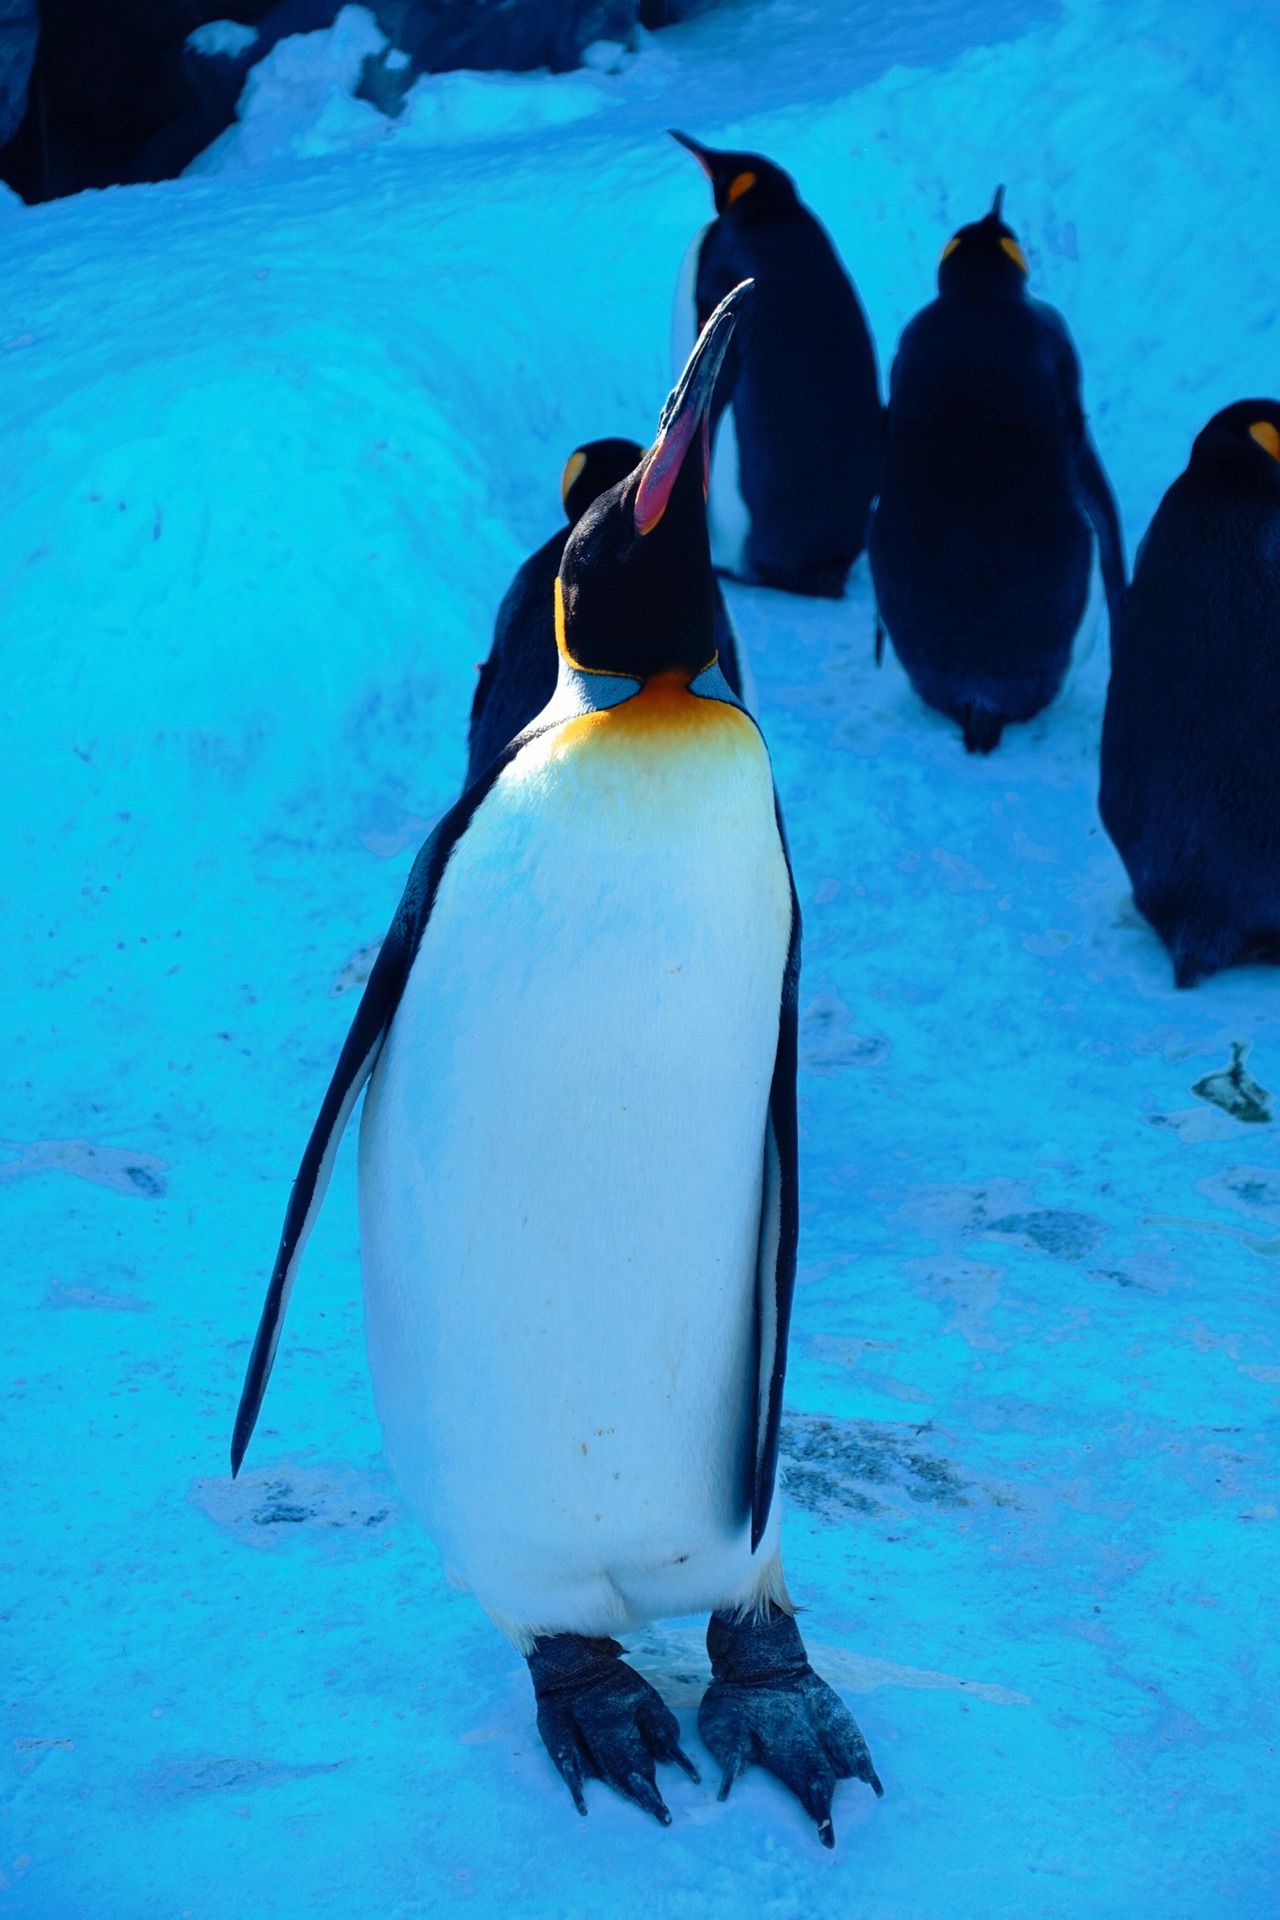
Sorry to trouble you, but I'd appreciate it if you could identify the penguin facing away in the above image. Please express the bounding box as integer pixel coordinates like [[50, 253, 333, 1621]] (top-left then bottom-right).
[[466, 437, 748, 788], [1100, 400, 1280, 987], [869, 188, 1126, 752], [670, 129, 882, 599], [231, 282, 882, 1845]]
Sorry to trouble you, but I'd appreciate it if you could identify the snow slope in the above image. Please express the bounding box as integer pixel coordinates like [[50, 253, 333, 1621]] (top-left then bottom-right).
[[3, 1, 1279, 1914]]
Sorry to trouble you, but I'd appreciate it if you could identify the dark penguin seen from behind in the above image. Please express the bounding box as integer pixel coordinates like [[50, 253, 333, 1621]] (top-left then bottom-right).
[[670, 129, 881, 599], [870, 189, 1125, 752], [231, 282, 883, 1848], [466, 437, 746, 786], [1100, 401, 1280, 987]]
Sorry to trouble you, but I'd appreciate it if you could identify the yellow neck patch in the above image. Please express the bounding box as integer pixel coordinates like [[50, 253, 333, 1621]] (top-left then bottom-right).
[[726, 170, 756, 206], [1248, 419, 1280, 462], [554, 669, 743, 759], [1000, 236, 1028, 272]]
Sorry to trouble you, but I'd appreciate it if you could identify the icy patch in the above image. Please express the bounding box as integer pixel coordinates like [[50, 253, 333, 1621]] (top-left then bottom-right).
[[625, 1624, 1028, 1710], [799, 990, 889, 1071], [900, 1182, 1104, 1260], [187, 20, 259, 60], [42, 1278, 149, 1312], [1147, 1106, 1243, 1144], [190, 1461, 397, 1547], [147, 1755, 350, 1798], [1197, 1166, 1280, 1227], [780, 1412, 969, 1518], [1190, 1043, 1272, 1124], [981, 1209, 1104, 1262], [330, 939, 381, 997], [0, 1140, 167, 1198]]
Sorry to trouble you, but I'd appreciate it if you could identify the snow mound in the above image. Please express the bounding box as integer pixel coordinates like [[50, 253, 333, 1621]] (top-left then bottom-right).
[[188, 6, 393, 173], [188, 3, 606, 177]]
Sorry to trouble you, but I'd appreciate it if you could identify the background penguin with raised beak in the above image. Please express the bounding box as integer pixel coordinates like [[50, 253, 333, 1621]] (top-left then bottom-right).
[[1100, 400, 1280, 986], [231, 282, 883, 1848], [869, 188, 1125, 752], [670, 130, 882, 599], [467, 437, 748, 787]]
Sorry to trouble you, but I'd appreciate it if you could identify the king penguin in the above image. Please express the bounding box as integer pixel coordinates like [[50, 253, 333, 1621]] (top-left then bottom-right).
[[1100, 400, 1280, 987], [231, 282, 882, 1845], [669, 130, 881, 599], [467, 437, 747, 788], [869, 189, 1126, 752]]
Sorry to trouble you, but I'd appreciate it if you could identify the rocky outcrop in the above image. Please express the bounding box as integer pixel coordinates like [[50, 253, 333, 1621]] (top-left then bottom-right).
[[0, 0, 715, 203]]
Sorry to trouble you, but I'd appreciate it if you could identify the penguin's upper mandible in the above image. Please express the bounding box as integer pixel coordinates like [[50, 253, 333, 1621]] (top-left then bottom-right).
[[556, 278, 753, 683]]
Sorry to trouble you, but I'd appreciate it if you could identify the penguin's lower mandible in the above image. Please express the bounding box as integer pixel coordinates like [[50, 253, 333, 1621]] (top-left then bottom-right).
[[230, 283, 883, 1846]]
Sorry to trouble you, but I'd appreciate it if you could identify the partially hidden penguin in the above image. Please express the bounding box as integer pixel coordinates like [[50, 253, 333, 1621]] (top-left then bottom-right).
[[869, 188, 1126, 752], [669, 130, 881, 599], [231, 281, 883, 1846], [1100, 400, 1280, 987], [467, 437, 748, 787]]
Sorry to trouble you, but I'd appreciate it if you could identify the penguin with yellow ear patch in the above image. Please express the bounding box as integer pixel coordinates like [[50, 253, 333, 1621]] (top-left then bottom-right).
[[869, 188, 1125, 752], [670, 129, 881, 598], [1101, 400, 1280, 987], [231, 282, 882, 1846], [467, 437, 747, 787]]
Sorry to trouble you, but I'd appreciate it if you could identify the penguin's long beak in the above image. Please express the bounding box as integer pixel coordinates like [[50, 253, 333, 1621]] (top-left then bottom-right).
[[634, 278, 751, 537], [668, 126, 715, 176]]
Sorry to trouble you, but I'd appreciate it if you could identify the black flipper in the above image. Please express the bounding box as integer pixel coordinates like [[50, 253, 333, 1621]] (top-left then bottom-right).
[[750, 796, 801, 1550], [229, 736, 542, 1477], [1075, 432, 1127, 639]]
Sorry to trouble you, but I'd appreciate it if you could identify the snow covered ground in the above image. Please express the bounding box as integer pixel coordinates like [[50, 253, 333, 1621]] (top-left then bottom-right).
[[4, 1, 1279, 1913]]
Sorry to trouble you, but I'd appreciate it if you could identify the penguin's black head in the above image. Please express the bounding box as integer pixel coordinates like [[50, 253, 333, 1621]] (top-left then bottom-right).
[[669, 129, 798, 216], [937, 186, 1029, 294], [557, 281, 751, 683], [559, 437, 645, 526], [1189, 399, 1280, 494]]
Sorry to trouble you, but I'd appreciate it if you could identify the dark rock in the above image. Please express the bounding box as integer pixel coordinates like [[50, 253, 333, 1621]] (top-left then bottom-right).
[[0, 0, 37, 148]]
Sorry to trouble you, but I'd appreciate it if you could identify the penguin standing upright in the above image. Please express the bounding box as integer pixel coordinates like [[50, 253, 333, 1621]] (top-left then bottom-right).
[[467, 438, 747, 787], [670, 131, 881, 599], [232, 284, 882, 1846], [869, 190, 1125, 752], [1100, 400, 1280, 987]]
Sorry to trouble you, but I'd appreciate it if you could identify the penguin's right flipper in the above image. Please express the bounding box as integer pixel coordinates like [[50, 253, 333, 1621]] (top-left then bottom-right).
[[527, 1634, 700, 1824], [1075, 432, 1127, 637], [749, 797, 801, 1550], [229, 735, 538, 1477]]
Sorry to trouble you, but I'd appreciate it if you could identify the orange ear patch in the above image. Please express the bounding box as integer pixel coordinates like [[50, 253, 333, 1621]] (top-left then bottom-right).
[[1000, 236, 1028, 273], [726, 171, 756, 206], [1248, 420, 1280, 462], [560, 449, 587, 507], [940, 235, 960, 262]]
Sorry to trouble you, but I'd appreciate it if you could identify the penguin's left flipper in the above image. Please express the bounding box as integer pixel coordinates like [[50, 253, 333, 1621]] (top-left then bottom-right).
[[528, 1634, 700, 1824], [698, 1606, 883, 1848], [229, 731, 544, 1477]]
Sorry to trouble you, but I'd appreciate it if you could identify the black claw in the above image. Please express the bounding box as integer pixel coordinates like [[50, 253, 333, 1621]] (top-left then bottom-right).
[[527, 1632, 691, 1825], [697, 1605, 882, 1846]]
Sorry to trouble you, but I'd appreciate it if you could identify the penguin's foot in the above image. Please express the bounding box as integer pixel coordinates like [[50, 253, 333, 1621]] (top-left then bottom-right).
[[698, 1605, 883, 1848], [527, 1632, 700, 1825], [960, 703, 1006, 753]]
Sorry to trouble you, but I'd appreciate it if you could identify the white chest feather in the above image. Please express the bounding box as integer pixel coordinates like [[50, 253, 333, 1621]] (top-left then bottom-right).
[[358, 693, 792, 1640]]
